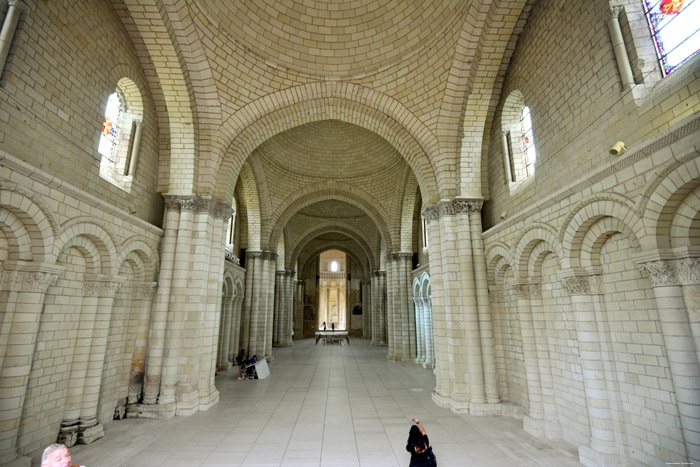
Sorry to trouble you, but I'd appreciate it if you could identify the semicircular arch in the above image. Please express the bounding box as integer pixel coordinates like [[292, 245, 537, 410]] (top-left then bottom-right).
[[53, 219, 118, 275], [290, 224, 376, 271]]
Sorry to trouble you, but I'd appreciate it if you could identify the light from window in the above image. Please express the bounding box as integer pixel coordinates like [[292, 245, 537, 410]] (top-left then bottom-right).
[[422, 217, 429, 250], [330, 261, 338, 272], [99, 92, 123, 176], [520, 106, 536, 177], [643, 0, 700, 75], [226, 213, 235, 245]]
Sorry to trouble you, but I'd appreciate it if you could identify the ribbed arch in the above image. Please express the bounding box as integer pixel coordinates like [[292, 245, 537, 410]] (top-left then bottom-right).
[[290, 224, 376, 271], [214, 84, 440, 203], [268, 182, 393, 252]]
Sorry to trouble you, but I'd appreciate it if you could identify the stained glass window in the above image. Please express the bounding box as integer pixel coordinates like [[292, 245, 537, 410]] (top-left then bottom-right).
[[98, 92, 123, 176], [520, 106, 536, 177], [643, 0, 700, 75]]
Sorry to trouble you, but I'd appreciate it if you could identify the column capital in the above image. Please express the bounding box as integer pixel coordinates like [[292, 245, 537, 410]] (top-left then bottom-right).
[[637, 258, 700, 286], [285, 270, 296, 278], [562, 274, 603, 296], [131, 281, 158, 299], [246, 250, 263, 259], [422, 197, 483, 221], [371, 270, 387, 278], [163, 195, 231, 217], [83, 275, 126, 297], [510, 282, 541, 299], [0, 262, 63, 293], [608, 6, 624, 21], [262, 251, 278, 262]]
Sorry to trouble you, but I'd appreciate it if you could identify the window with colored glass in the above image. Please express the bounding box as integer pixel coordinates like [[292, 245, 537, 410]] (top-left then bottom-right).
[[98, 92, 123, 176], [643, 0, 700, 75], [520, 106, 536, 177]]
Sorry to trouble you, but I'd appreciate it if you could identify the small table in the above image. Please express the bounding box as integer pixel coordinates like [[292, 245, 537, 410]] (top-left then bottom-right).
[[315, 331, 350, 345]]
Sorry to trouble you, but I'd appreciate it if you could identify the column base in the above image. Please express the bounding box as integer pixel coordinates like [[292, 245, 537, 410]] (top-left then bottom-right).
[[128, 401, 176, 419], [544, 419, 563, 440], [500, 402, 525, 419], [523, 415, 545, 437], [431, 390, 451, 409], [578, 445, 622, 467], [78, 423, 105, 445], [199, 388, 220, 411], [176, 389, 200, 416], [216, 362, 230, 372], [469, 402, 502, 416]]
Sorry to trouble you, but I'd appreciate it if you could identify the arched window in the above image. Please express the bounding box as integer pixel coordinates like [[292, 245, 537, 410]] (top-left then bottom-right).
[[520, 106, 537, 178], [97, 78, 143, 191], [330, 261, 338, 272], [643, 0, 700, 76], [502, 90, 537, 185]]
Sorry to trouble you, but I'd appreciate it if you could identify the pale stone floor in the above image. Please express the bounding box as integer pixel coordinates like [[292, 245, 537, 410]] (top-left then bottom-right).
[[30, 338, 582, 466]]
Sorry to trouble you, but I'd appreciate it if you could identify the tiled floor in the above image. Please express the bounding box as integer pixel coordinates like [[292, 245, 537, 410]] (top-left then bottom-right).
[[31, 338, 582, 466]]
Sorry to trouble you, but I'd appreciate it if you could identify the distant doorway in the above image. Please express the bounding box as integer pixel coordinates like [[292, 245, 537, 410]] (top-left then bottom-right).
[[317, 250, 348, 330]]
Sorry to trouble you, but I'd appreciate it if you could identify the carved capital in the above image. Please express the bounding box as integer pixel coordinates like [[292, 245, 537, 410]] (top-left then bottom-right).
[[212, 201, 234, 220], [132, 282, 157, 299], [489, 289, 504, 303], [423, 198, 483, 221], [511, 284, 530, 300], [638, 260, 680, 287], [608, 6, 623, 20], [83, 279, 123, 297], [1, 269, 60, 293], [563, 275, 603, 296], [262, 251, 278, 262], [675, 258, 700, 285]]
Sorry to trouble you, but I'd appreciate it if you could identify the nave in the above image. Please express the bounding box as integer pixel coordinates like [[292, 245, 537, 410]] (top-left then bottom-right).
[[30, 339, 582, 467]]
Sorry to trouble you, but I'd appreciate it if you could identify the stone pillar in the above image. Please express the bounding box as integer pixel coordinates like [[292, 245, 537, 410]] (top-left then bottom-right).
[[199, 203, 230, 410], [386, 257, 397, 359], [414, 295, 425, 365], [241, 251, 259, 353], [638, 258, 700, 464], [273, 270, 284, 346], [228, 287, 240, 361], [563, 274, 621, 466], [511, 282, 545, 436], [78, 277, 124, 445], [362, 280, 371, 338], [371, 271, 387, 345], [424, 296, 434, 368], [246, 251, 263, 357], [424, 198, 497, 414], [398, 253, 416, 362], [127, 282, 157, 404], [488, 288, 510, 402], [142, 203, 179, 405], [0, 262, 62, 467], [469, 211, 500, 406], [263, 252, 277, 359], [294, 279, 304, 340], [284, 271, 295, 346], [218, 288, 233, 371]]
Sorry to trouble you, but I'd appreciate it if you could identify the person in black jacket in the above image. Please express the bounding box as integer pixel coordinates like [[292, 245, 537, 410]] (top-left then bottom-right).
[[406, 419, 436, 466]]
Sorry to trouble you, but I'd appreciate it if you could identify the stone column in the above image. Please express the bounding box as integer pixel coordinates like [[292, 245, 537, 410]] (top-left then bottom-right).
[[424, 296, 434, 368], [199, 203, 230, 410], [241, 251, 260, 353], [246, 251, 263, 357], [638, 259, 700, 464], [127, 282, 157, 405], [294, 279, 304, 340], [386, 257, 397, 359], [414, 295, 424, 365], [371, 271, 387, 345], [362, 280, 371, 338], [78, 277, 124, 445], [218, 288, 232, 371], [273, 270, 284, 346], [228, 288, 240, 361], [469, 210, 500, 406], [142, 201, 179, 405], [563, 274, 621, 466], [424, 198, 494, 413], [263, 252, 277, 359], [528, 282, 560, 439], [398, 253, 416, 362], [489, 288, 510, 402], [284, 271, 295, 346], [0, 262, 62, 467]]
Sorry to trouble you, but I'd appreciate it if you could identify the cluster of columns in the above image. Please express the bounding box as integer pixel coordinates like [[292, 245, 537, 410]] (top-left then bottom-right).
[[412, 277, 434, 368], [293, 279, 304, 339], [239, 251, 277, 359], [216, 274, 244, 372], [362, 280, 371, 338], [510, 281, 561, 440], [0, 262, 62, 467], [424, 198, 500, 414], [139, 195, 231, 418], [637, 254, 700, 465], [387, 253, 416, 362], [59, 276, 125, 446], [370, 271, 387, 345], [273, 270, 295, 347]]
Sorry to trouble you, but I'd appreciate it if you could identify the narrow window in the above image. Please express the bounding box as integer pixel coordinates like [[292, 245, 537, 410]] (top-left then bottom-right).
[[226, 214, 235, 246], [330, 261, 338, 272], [505, 130, 516, 182], [643, 0, 700, 75], [422, 216, 429, 250], [99, 92, 123, 177], [520, 106, 536, 178]]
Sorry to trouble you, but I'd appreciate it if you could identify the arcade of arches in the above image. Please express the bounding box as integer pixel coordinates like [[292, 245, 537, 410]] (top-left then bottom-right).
[[0, 1, 699, 466]]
